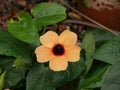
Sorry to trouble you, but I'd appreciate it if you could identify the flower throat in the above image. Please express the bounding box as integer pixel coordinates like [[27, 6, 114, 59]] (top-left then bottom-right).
[[53, 44, 64, 55]]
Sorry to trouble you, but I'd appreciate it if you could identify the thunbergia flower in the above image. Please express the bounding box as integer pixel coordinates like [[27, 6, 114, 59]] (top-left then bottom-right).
[[35, 30, 81, 71]]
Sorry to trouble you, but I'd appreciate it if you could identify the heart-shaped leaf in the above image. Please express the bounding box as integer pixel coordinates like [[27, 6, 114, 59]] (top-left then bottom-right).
[[94, 35, 120, 64], [31, 3, 66, 28], [8, 12, 40, 46]]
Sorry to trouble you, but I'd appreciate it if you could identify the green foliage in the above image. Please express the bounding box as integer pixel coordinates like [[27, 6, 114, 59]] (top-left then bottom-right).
[[0, 71, 6, 90], [26, 64, 55, 90], [13, 56, 27, 75], [0, 1, 119, 90], [94, 35, 120, 64], [89, 29, 115, 42], [0, 68, 2, 74], [101, 61, 120, 90], [79, 28, 115, 47], [67, 55, 85, 81], [81, 32, 95, 74], [26, 55, 85, 90], [0, 30, 33, 64], [8, 12, 40, 46], [78, 62, 110, 90], [31, 3, 66, 28], [13, 56, 24, 70], [0, 57, 26, 88]]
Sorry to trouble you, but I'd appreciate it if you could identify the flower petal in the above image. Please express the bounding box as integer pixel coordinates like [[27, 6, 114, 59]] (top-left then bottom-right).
[[65, 45, 81, 62], [49, 56, 68, 71], [59, 30, 77, 46], [40, 31, 58, 48], [35, 46, 52, 63]]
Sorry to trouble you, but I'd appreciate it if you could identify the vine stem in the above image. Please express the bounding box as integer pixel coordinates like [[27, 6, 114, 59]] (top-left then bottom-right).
[[60, 0, 119, 35], [63, 19, 103, 29]]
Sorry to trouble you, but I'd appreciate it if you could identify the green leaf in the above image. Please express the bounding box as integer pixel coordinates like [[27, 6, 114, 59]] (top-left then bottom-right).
[[81, 32, 95, 74], [26, 54, 85, 90], [8, 12, 40, 45], [0, 71, 6, 90], [89, 29, 115, 42], [0, 57, 25, 87], [26, 64, 55, 90], [94, 35, 120, 64], [13, 56, 26, 73], [31, 3, 66, 28], [101, 61, 120, 90], [67, 55, 86, 81], [78, 62, 110, 89], [90, 28, 115, 48], [0, 30, 33, 64], [79, 28, 115, 47]]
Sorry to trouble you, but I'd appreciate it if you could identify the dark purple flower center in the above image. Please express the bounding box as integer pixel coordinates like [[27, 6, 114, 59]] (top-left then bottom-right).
[[52, 44, 64, 55]]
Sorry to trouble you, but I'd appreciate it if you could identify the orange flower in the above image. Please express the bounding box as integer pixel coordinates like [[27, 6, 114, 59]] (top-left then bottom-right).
[[35, 30, 81, 71]]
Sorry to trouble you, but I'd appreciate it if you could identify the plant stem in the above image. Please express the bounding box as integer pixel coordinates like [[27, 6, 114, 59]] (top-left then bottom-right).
[[60, 0, 119, 35], [63, 19, 102, 29]]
